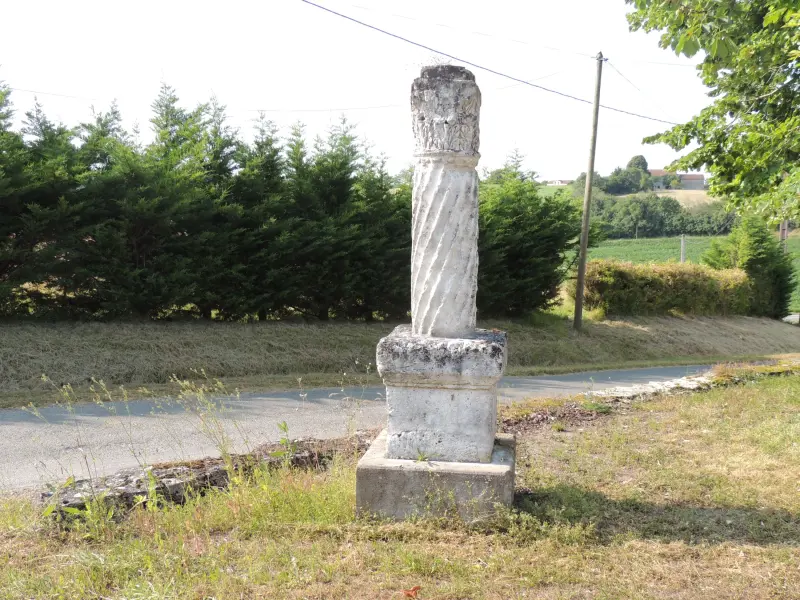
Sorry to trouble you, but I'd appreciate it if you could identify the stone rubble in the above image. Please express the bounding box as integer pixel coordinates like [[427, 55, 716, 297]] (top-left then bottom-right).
[[586, 374, 714, 401], [42, 432, 375, 514]]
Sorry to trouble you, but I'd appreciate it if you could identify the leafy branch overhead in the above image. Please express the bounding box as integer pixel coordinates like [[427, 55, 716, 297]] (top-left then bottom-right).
[[627, 0, 800, 217]]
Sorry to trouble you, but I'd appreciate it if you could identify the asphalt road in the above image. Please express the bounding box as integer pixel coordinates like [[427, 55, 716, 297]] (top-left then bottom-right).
[[0, 365, 708, 491]]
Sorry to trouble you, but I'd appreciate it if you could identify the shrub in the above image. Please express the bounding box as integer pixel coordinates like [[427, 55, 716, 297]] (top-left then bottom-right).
[[702, 216, 794, 318], [478, 166, 582, 317], [572, 260, 752, 316], [0, 83, 584, 321]]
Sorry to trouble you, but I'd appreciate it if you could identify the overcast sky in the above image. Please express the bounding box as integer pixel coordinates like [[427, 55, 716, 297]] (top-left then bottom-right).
[[1, 0, 710, 179]]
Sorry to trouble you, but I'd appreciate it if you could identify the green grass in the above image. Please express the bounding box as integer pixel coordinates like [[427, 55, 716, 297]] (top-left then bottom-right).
[[538, 185, 568, 198], [591, 235, 717, 263], [592, 234, 800, 311], [1, 374, 798, 598]]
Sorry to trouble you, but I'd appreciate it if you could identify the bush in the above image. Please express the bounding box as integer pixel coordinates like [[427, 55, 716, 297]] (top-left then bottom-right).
[[0, 85, 583, 321], [702, 216, 794, 319], [477, 167, 582, 317], [572, 260, 752, 316]]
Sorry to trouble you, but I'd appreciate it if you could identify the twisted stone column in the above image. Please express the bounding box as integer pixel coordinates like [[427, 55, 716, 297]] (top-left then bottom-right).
[[410, 66, 481, 338], [356, 67, 513, 521]]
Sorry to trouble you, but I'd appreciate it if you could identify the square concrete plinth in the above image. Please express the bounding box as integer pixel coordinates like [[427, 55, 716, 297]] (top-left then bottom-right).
[[356, 430, 515, 521]]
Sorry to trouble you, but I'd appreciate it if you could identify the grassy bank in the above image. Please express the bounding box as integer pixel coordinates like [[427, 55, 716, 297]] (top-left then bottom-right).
[[2, 373, 798, 598], [1, 315, 800, 408], [592, 234, 800, 311]]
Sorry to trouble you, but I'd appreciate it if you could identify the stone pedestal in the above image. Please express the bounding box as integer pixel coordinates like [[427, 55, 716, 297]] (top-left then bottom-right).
[[355, 65, 515, 520], [356, 431, 515, 521], [378, 325, 506, 463]]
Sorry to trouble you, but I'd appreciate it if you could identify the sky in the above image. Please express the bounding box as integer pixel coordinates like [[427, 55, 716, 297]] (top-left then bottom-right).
[[1, 0, 711, 180]]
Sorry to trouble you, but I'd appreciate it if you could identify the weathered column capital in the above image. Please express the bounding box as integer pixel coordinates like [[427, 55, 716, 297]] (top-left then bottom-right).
[[411, 65, 481, 159]]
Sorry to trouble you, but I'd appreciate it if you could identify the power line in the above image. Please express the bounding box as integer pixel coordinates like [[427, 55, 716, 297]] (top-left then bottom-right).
[[240, 72, 565, 112], [9, 87, 98, 101], [7, 71, 565, 118], [344, 2, 596, 59], [606, 61, 643, 94], [243, 103, 403, 113], [300, 0, 680, 126], [496, 70, 565, 91], [606, 60, 676, 123], [345, 2, 697, 68], [614, 57, 697, 68]]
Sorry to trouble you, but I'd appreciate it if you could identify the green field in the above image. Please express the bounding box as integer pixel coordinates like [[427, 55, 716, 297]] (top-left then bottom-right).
[[592, 235, 800, 312], [539, 185, 568, 198]]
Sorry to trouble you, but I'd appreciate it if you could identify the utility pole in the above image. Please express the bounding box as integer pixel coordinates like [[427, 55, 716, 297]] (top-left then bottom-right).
[[780, 219, 789, 253], [574, 52, 605, 331], [680, 234, 686, 263]]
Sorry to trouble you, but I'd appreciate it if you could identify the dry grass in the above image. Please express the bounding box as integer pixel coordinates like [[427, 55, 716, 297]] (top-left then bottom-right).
[[1, 374, 798, 598], [1, 316, 800, 408], [654, 189, 717, 209], [502, 315, 800, 375]]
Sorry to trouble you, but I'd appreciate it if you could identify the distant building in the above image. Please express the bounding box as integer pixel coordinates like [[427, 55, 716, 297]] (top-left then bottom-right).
[[648, 169, 705, 191], [648, 169, 672, 190], [679, 173, 705, 190], [544, 179, 573, 186]]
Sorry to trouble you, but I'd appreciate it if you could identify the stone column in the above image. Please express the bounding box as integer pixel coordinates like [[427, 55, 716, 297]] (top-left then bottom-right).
[[410, 65, 480, 338], [356, 66, 515, 521]]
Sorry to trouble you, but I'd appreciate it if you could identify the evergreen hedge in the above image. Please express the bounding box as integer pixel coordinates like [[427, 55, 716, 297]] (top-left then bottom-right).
[[574, 260, 752, 316], [0, 84, 582, 321]]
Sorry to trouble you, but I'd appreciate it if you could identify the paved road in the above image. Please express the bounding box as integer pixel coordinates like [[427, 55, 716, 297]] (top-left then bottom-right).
[[0, 365, 707, 491]]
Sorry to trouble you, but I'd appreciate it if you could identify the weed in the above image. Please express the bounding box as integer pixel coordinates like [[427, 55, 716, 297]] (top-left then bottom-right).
[[270, 421, 297, 467], [582, 400, 613, 414]]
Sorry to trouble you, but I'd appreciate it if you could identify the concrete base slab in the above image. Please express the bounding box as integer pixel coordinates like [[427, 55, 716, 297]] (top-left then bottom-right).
[[356, 430, 515, 521]]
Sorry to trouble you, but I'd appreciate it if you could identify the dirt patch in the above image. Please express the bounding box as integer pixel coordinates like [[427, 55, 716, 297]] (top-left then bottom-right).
[[501, 402, 605, 434]]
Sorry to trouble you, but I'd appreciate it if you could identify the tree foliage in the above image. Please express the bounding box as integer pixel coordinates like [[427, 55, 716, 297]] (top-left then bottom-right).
[[573, 155, 654, 196], [627, 155, 649, 172], [478, 164, 582, 316], [702, 215, 794, 318], [592, 192, 734, 238], [627, 0, 800, 217]]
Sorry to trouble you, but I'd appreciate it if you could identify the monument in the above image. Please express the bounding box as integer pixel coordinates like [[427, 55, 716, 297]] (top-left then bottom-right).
[[355, 65, 515, 520]]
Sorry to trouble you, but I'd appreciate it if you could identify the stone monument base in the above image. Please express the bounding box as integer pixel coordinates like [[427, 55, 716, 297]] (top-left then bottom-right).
[[355, 430, 515, 521], [377, 325, 507, 463]]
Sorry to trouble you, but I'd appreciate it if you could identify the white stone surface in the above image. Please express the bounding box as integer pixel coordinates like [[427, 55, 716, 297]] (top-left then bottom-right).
[[374, 66, 505, 464], [377, 325, 506, 462], [356, 430, 515, 521], [360, 66, 511, 505], [376, 325, 506, 389], [587, 375, 714, 399], [386, 385, 497, 462], [410, 65, 481, 338]]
